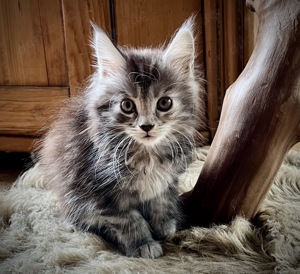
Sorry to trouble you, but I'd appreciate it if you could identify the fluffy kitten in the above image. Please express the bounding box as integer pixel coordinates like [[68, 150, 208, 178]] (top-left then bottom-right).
[[39, 17, 205, 258]]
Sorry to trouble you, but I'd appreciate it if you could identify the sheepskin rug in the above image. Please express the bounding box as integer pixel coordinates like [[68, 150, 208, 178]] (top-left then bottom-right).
[[1, 147, 300, 273]]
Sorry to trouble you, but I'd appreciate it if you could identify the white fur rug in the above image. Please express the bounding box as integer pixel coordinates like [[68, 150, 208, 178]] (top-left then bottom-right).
[[1, 147, 300, 273]]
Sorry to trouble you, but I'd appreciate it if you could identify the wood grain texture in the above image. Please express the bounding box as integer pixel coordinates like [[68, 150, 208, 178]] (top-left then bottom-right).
[[62, 0, 111, 95], [0, 87, 69, 136], [243, 6, 258, 64], [38, 0, 68, 86], [222, 0, 240, 91], [115, 0, 203, 64], [0, 0, 48, 85], [185, 0, 300, 226], [0, 0, 68, 86], [204, 0, 257, 139], [203, 0, 218, 138], [0, 136, 36, 152]]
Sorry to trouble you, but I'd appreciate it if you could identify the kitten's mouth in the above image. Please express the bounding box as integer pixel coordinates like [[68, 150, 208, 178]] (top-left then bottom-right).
[[140, 134, 157, 144], [131, 131, 161, 146]]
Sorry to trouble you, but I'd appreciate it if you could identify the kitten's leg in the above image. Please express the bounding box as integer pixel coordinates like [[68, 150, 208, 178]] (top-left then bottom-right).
[[81, 209, 163, 258], [143, 190, 179, 240]]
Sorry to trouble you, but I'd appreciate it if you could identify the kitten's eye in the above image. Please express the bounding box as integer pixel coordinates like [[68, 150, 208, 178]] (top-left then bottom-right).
[[157, 97, 172, 112], [121, 99, 136, 114]]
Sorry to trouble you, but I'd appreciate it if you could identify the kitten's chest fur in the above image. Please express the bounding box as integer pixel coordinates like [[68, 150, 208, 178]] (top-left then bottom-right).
[[124, 150, 175, 202]]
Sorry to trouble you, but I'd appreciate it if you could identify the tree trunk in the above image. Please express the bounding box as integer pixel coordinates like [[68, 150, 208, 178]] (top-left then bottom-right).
[[184, 0, 300, 226]]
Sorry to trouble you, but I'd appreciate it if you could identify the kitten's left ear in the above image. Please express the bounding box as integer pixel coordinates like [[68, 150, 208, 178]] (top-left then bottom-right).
[[163, 17, 196, 75], [91, 22, 126, 77]]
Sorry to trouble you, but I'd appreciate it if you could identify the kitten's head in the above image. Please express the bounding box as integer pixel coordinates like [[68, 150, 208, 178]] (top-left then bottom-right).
[[87, 17, 204, 148]]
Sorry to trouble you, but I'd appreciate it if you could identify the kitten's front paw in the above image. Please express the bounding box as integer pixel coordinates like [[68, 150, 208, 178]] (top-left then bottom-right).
[[153, 219, 177, 240], [131, 241, 163, 259]]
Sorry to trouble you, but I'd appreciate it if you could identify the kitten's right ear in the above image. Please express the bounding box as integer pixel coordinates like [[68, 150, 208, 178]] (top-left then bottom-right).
[[162, 17, 196, 76], [91, 22, 125, 77]]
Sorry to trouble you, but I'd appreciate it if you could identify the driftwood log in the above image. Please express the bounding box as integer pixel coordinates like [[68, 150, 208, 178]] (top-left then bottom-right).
[[184, 0, 300, 226]]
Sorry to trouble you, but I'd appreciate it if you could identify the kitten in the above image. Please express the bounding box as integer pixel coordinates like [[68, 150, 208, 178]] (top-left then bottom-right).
[[39, 17, 205, 258]]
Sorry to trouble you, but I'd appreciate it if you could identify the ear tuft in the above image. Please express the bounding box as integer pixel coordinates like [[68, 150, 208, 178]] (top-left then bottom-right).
[[163, 17, 196, 74], [91, 22, 125, 77]]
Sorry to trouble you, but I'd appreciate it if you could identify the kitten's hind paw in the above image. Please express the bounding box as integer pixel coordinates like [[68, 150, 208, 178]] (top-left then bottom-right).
[[131, 241, 163, 259]]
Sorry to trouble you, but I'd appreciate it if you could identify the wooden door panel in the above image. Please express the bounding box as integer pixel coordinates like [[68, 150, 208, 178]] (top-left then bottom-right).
[[62, 0, 111, 95], [38, 0, 68, 86], [115, 0, 203, 64], [0, 87, 69, 136], [0, 0, 48, 85], [0, 135, 36, 152], [0, 0, 68, 86]]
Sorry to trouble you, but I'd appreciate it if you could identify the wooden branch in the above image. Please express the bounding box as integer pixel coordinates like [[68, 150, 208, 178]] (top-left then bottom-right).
[[184, 0, 300, 226]]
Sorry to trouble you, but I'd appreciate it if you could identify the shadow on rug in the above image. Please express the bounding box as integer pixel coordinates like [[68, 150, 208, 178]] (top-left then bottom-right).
[[0, 147, 300, 273]]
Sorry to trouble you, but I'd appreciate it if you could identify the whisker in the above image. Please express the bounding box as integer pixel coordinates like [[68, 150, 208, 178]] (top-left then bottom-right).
[[113, 135, 131, 179], [170, 133, 188, 170]]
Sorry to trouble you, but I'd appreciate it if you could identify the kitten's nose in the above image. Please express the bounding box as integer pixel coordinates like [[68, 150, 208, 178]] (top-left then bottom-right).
[[140, 124, 154, 133]]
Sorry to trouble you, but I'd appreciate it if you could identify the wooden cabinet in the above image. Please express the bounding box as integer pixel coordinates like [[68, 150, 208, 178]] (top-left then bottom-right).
[[0, 0, 257, 152], [0, 0, 109, 151]]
